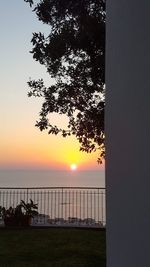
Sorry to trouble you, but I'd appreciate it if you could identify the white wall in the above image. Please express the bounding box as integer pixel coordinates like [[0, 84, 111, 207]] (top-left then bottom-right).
[[106, 1, 150, 266]]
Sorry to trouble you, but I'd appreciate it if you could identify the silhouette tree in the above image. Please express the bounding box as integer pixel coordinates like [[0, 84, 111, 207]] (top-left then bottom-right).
[[24, 0, 105, 163]]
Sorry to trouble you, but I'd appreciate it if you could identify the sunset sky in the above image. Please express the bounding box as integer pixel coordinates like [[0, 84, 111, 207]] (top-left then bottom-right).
[[0, 1, 104, 171]]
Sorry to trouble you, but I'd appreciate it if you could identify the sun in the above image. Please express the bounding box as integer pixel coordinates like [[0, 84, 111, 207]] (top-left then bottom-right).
[[70, 164, 77, 171]]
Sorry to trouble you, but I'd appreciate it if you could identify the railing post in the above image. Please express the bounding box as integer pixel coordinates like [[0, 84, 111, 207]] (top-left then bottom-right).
[[0, 187, 105, 228], [61, 188, 63, 219], [26, 188, 29, 203]]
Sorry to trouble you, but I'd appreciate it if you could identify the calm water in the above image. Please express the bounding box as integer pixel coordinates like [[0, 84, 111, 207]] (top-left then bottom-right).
[[0, 170, 105, 188], [0, 170, 106, 224]]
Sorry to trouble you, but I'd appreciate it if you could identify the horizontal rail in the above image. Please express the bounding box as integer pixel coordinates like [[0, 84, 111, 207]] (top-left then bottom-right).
[[0, 187, 106, 228], [0, 187, 105, 190]]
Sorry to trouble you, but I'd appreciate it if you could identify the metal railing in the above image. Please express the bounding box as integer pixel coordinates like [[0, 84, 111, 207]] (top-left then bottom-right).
[[0, 187, 106, 228]]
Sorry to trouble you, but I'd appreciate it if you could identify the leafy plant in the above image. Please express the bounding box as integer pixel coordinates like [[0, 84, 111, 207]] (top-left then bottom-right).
[[19, 199, 38, 217], [0, 199, 38, 227]]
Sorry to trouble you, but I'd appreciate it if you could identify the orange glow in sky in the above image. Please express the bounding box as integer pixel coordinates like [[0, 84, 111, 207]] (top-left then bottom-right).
[[0, 125, 104, 170]]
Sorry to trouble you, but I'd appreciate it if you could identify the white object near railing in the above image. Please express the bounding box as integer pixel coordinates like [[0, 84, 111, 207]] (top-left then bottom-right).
[[0, 187, 106, 228]]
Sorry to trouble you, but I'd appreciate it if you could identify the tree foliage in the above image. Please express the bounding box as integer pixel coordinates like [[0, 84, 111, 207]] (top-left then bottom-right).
[[24, 0, 105, 163]]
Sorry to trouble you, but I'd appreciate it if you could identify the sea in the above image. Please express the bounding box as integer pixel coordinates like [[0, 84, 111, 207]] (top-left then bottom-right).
[[0, 170, 106, 225], [0, 170, 105, 188]]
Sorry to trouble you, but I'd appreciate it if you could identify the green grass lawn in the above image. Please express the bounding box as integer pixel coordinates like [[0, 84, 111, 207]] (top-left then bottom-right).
[[0, 228, 106, 267]]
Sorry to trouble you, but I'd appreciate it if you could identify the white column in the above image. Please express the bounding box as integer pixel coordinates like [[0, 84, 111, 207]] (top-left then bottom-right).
[[106, 1, 150, 266]]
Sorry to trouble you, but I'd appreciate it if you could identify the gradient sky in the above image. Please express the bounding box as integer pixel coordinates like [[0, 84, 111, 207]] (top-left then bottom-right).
[[0, 1, 104, 171]]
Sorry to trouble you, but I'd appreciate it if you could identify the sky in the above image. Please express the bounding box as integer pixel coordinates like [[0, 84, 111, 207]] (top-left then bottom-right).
[[0, 1, 104, 171]]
